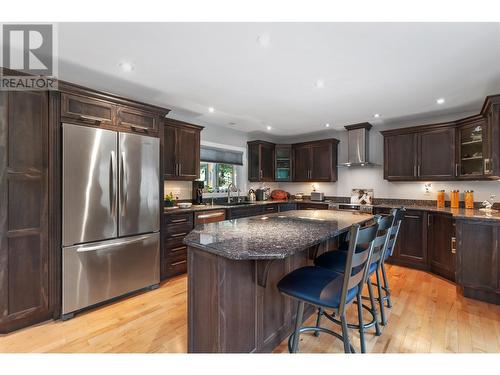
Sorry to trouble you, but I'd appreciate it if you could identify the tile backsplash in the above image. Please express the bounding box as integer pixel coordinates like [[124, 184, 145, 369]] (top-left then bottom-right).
[[164, 181, 192, 200]]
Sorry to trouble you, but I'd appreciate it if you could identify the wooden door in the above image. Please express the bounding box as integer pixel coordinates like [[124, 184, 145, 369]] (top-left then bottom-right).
[[428, 213, 455, 281], [260, 143, 275, 181], [163, 124, 177, 179], [117, 106, 159, 135], [395, 210, 427, 268], [176, 126, 200, 180], [384, 133, 417, 180], [0, 91, 51, 333], [292, 145, 311, 181], [418, 127, 456, 180], [310, 142, 332, 181], [457, 120, 487, 179], [485, 102, 500, 177], [247, 142, 260, 182]]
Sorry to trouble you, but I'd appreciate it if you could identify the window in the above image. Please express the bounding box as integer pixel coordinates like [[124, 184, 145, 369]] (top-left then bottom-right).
[[199, 162, 238, 193]]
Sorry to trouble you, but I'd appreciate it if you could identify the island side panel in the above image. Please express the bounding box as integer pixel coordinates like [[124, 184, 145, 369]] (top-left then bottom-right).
[[188, 245, 314, 353]]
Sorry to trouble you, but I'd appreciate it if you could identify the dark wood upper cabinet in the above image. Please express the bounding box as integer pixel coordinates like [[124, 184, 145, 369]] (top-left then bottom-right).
[[382, 94, 500, 181], [292, 139, 338, 182], [418, 127, 456, 180], [59, 82, 169, 138], [163, 119, 203, 181], [0, 91, 52, 333], [275, 145, 292, 182], [116, 106, 159, 134], [427, 212, 455, 281], [384, 133, 417, 180], [247, 141, 275, 182], [291, 144, 310, 181]]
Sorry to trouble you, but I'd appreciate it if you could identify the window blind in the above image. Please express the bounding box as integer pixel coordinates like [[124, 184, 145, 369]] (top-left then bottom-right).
[[200, 146, 243, 165]]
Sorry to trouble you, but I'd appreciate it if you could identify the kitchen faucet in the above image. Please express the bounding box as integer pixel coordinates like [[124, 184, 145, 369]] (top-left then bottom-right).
[[227, 183, 239, 203]]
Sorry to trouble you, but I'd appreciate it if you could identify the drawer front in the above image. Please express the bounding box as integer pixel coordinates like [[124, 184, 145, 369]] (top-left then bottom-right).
[[165, 222, 193, 236], [279, 203, 297, 212], [194, 209, 226, 225], [117, 106, 159, 134], [162, 252, 188, 278], [228, 205, 264, 219], [262, 204, 279, 213], [164, 212, 193, 226], [297, 202, 329, 210], [62, 93, 114, 125]]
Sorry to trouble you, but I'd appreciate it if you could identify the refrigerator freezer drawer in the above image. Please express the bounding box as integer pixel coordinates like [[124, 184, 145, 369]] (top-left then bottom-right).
[[62, 233, 160, 315]]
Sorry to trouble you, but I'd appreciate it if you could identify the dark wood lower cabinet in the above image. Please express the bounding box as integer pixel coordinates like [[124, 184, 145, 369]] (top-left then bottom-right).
[[0, 91, 55, 333], [428, 213, 455, 281], [187, 245, 312, 353], [297, 202, 329, 210], [456, 219, 500, 304]]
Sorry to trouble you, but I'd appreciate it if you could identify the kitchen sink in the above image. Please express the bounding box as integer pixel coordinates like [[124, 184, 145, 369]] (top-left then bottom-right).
[[219, 201, 254, 206]]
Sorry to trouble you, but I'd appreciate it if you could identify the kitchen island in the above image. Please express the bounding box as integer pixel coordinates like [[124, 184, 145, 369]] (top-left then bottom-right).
[[184, 210, 373, 353]]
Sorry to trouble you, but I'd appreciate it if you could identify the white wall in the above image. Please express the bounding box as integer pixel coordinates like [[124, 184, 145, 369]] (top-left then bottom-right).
[[279, 110, 500, 202], [165, 110, 500, 203]]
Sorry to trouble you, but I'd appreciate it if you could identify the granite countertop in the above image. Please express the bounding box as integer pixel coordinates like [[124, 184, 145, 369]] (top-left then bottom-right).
[[163, 199, 329, 214], [183, 210, 373, 260], [374, 203, 500, 222]]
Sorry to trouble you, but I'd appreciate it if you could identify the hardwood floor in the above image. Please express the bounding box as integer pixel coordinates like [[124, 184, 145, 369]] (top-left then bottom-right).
[[0, 264, 499, 353]]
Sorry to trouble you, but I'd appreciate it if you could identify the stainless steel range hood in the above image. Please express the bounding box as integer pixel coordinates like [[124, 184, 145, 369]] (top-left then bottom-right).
[[340, 122, 378, 167]]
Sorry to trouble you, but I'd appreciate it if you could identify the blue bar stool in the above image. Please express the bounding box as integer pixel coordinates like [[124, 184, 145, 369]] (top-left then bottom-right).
[[313, 214, 393, 352], [277, 221, 379, 353], [377, 208, 405, 315]]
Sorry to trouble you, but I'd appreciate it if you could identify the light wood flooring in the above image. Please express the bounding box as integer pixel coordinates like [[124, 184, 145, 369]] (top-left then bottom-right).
[[0, 264, 499, 353]]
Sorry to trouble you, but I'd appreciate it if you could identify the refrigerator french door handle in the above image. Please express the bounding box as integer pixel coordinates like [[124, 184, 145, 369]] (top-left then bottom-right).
[[120, 151, 128, 217], [109, 151, 117, 217], [75, 234, 153, 252]]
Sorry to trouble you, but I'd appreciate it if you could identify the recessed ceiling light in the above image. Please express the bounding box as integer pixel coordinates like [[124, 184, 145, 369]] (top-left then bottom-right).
[[266, 126, 272, 131], [436, 98, 445, 105], [315, 79, 325, 88], [325, 123, 330, 128], [228, 122, 236, 126], [257, 34, 271, 47], [119, 62, 134, 72], [208, 107, 215, 113], [374, 113, 381, 118]]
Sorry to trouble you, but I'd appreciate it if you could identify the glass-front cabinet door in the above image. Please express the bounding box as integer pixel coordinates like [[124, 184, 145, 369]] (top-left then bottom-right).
[[457, 119, 487, 178], [275, 145, 292, 181]]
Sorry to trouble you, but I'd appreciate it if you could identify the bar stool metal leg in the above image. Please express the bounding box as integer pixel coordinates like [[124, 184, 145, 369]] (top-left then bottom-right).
[[290, 301, 305, 353], [375, 269, 388, 325], [340, 313, 352, 353], [381, 262, 392, 308], [314, 308, 323, 337], [356, 293, 366, 353], [367, 279, 381, 336]]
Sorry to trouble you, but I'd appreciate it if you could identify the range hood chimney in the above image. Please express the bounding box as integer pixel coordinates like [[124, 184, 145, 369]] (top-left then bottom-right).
[[341, 122, 376, 167]]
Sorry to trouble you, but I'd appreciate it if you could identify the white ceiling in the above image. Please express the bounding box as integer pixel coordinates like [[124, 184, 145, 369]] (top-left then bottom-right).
[[57, 22, 500, 135]]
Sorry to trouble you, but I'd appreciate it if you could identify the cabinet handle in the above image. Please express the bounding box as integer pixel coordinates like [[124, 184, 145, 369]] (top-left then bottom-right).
[[197, 212, 225, 219], [259, 170, 263, 179], [171, 246, 187, 253], [170, 218, 188, 223], [417, 165, 420, 177], [179, 163, 182, 176], [170, 232, 188, 238], [451, 237, 456, 254], [171, 260, 187, 266], [455, 163, 459, 177], [427, 214, 431, 227], [79, 114, 106, 122], [414, 164, 417, 177], [484, 158, 491, 174], [404, 215, 420, 219]]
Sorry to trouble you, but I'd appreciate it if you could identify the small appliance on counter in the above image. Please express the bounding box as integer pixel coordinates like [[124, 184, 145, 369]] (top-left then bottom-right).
[[350, 188, 374, 206], [256, 187, 270, 201], [310, 192, 325, 201], [248, 189, 256, 202], [270, 189, 290, 200], [192, 180, 204, 205], [294, 192, 304, 200]]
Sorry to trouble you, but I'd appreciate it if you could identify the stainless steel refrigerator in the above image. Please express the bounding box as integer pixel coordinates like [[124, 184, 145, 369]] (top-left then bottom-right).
[[62, 123, 160, 318]]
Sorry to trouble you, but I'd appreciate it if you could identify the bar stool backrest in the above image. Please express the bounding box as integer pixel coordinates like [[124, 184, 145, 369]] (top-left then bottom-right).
[[339, 221, 379, 314], [370, 214, 394, 266], [382, 207, 405, 259]]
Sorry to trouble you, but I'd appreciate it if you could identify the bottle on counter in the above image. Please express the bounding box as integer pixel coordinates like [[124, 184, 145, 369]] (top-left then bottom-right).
[[465, 190, 474, 209], [450, 190, 460, 209], [436, 190, 445, 208]]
